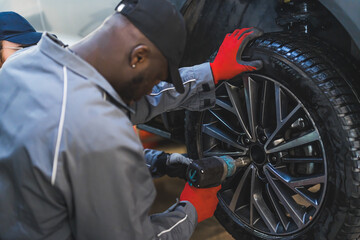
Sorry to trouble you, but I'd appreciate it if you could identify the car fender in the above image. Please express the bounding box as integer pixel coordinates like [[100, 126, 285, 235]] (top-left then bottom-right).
[[319, 0, 360, 50]]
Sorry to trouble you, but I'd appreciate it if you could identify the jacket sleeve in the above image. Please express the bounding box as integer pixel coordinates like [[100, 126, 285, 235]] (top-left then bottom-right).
[[55, 106, 197, 240], [130, 62, 216, 125], [144, 148, 168, 178]]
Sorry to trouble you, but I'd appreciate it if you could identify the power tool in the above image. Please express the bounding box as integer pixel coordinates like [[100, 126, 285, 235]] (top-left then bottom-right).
[[186, 156, 251, 188]]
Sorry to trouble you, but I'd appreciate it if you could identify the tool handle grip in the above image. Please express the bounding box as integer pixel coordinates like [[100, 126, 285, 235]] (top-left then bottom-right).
[[186, 157, 225, 188]]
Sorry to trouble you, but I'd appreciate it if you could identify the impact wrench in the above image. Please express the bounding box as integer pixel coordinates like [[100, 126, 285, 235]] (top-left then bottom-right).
[[186, 156, 251, 188]]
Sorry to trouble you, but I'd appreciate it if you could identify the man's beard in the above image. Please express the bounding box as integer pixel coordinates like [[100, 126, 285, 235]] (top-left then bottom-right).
[[0, 55, 4, 68], [118, 73, 146, 105], [0, 42, 4, 68]]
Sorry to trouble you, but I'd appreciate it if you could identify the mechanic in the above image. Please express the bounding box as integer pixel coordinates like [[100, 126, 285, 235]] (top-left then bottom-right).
[[0, 0, 262, 239], [0, 11, 42, 68]]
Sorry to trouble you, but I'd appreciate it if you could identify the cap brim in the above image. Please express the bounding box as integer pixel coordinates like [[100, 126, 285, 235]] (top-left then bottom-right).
[[169, 64, 185, 94], [6, 31, 42, 45]]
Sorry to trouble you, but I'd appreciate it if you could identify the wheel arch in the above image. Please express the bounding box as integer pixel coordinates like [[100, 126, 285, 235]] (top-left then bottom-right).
[[177, 0, 360, 66], [318, 0, 360, 56]]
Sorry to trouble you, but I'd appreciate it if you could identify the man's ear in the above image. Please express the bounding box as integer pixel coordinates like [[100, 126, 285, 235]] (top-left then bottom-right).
[[130, 45, 150, 67]]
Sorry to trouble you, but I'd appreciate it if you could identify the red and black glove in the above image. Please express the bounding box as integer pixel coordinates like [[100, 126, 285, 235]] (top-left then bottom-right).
[[180, 182, 221, 222], [210, 27, 264, 84]]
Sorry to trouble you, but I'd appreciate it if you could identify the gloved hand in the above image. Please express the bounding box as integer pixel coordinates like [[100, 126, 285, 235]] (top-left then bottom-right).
[[165, 153, 192, 179], [180, 182, 221, 222], [210, 27, 264, 84], [167, 153, 192, 165], [144, 149, 191, 179]]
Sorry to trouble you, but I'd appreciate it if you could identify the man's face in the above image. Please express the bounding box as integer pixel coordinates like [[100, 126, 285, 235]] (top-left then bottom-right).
[[0, 40, 23, 68], [119, 52, 169, 105]]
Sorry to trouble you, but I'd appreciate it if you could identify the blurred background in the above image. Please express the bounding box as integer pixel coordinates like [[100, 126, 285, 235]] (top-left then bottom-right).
[[0, 0, 118, 44]]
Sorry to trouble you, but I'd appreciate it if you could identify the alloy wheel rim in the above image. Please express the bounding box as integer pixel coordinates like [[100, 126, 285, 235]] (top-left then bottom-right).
[[197, 74, 327, 235]]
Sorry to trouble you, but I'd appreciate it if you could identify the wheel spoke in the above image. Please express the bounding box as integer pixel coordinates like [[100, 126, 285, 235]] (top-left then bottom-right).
[[209, 109, 242, 135], [264, 164, 306, 228], [260, 80, 270, 127], [265, 103, 302, 150], [266, 184, 290, 231], [229, 164, 253, 211], [275, 83, 284, 127], [295, 187, 322, 207], [266, 130, 320, 153], [250, 167, 255, 226], [251, 167, 278, 233], [216, 98, 234, 113], [265, 164, 325, 188], [265, 164, 325, 207], [243, 76, 259, 142], [225, 83, 252, 139], [282, 157, 323, 163], [202, 123, 248, 151]]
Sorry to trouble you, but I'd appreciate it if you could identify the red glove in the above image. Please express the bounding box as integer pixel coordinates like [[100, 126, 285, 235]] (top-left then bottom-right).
[[210, 27, 264, 84], [180, 182, 221, 222]]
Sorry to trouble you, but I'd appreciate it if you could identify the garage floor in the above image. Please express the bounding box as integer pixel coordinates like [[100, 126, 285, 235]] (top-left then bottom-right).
[[149, 138, 234, 240]]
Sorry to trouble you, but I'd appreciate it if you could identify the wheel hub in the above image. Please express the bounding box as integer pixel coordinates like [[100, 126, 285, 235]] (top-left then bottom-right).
[[250, 144, 266, 165]]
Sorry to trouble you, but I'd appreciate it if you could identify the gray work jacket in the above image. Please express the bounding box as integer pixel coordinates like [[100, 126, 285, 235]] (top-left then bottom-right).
[[0, 33, 216, 240]]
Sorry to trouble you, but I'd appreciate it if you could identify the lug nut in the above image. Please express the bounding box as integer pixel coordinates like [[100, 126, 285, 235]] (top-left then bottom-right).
[[270, 156, 277, 164], [261, 136, 267, 142], [244, 138, 250, 144]]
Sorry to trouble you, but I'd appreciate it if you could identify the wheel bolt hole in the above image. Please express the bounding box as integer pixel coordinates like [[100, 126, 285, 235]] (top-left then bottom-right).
[[242, 136, 251, 145]]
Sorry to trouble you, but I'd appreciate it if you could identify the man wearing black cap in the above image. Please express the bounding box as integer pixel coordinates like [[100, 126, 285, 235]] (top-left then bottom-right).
[[0, 0, 262, 239], [0, 11, 42, 68]]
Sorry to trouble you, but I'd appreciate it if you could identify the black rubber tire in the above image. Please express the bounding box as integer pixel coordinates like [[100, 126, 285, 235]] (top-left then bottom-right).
[[185, 33, 360, 239]]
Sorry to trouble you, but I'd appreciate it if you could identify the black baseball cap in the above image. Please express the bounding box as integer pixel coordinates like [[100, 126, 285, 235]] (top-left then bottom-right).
[[0, 11, 42, 45], [115, 0, 186, 93]]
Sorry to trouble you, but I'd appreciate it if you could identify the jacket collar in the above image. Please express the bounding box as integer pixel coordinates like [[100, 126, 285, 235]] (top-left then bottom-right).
[[38, 32, 134, 113]]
